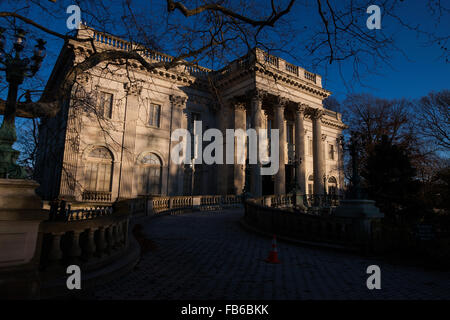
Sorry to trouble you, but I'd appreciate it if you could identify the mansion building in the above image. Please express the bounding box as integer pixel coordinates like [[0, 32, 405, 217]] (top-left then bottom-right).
[[35, 26, 347, 204]]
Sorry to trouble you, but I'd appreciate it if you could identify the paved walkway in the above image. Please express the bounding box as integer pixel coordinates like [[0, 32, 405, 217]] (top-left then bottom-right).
[[89, 209, 450, 300]]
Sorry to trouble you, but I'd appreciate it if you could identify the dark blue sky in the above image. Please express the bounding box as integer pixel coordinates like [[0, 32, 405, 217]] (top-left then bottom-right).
[[0, 0, 448, 103], [318, 2, 450, 101]]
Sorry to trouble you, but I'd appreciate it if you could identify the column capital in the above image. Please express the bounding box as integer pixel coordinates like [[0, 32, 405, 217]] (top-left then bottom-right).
[[311, 108, 325, 120], [249, 88, 268, 102], [294, 102, 308, 114], [234, 101, 247, 111], [228, 97, 247, 111], [169, 95, 187, 108], [276, 96, 289, 108], [321, 134, 327, 141], [123, 81, 143, 96]]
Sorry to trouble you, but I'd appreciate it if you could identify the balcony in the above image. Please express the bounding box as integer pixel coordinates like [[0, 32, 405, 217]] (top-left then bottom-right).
[[82, 191, 112, 202], [256, 48, 322, 86]]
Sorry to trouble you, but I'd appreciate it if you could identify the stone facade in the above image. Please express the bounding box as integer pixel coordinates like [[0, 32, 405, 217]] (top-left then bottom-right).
[[35, 26, 347, 204]]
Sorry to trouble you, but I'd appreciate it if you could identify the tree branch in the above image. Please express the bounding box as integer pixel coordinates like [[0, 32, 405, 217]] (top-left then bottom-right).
[[166, 0, 296, 27]]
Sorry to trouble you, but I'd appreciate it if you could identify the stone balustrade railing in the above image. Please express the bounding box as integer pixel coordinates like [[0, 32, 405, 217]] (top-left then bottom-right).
[[89, 29, 211, 78], [212, 48, 322, 87], [39, 210, 130, 273], [48, 204, 113, 221], [243, 195, 383, 252], [36, 201, 133, 297], [82, 190, 112, 202], [323, 108, 342, 121], [250, 193, 342, 210], [305, 194, 343, 207], [255, 48, 321, 86], [122, 194, 243, 216], [78, 27, 325, 87]]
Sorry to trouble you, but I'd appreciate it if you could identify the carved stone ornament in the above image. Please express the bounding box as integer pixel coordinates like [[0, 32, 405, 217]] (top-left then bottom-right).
[[123, 81, 143, 96], [311, 108, 324, 120], [294, 102, 307, 113], [170, 95, 186, 108], [234, 101, 247, 111], [250, 88, 267, 102], [276, 96, 290, 108], [77, 74, 90, 85]]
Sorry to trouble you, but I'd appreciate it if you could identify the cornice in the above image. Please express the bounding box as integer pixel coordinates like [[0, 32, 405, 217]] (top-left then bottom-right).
[[70, 44, 211, 92], [321, 116, 348, 130], [254, 66, 330, 99]]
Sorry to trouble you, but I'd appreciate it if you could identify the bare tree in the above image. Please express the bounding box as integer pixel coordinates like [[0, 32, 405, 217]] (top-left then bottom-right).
[[414, 90, 450, 151], [0, 0, 448, 114], [0, 0, 448, 177], [342, 93, 416, 149]]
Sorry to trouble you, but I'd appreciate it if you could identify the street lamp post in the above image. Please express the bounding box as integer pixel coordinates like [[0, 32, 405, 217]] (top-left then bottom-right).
[[190, 159, 195, 196], [290, 155, 300, 193], [339, 131, 363, 200], [0, 28, 46, 179], [290, 155, 306, 211]]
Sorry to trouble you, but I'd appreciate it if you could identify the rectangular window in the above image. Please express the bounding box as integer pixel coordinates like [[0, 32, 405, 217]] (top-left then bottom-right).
[[190, 113, 201, 159], [267, 119, 272, 138], [287, 123, 294, 144], [86, 163, 97, 191], [308, 138, 313, 156], [267, 119, 272, 157], [149, 103, 161, 127], [99, 92, 113, 118], [329, 144, 335, 160]]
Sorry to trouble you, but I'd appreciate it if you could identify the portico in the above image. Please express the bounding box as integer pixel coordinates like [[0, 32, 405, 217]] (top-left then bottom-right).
[[222, 88, 343, 198]]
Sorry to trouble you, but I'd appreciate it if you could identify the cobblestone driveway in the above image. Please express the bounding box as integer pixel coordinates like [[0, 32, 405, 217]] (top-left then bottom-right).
[[90, 209, 450, 300]]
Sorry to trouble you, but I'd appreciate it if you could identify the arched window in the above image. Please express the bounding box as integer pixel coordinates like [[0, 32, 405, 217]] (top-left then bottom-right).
[[139, 153, 162, 195], [328, 176, 337, 195], [85, 147, 113, 192]]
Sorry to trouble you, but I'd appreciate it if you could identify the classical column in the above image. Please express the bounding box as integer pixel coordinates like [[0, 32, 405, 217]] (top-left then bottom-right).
[[274, 97, 288, 195], [168, 95, 186, 195], [250, 90, 264, 197], [118, 82, 142, 199], [312, 108, 325, 195], [233, 100, 246, 195], [217, 104, 231, 195], [60, 97, 82, 201], [337, 136, 344, 196], [294, 103, 307, 193]]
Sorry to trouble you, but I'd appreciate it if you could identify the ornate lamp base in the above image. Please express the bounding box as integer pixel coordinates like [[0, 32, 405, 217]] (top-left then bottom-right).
[[0, 122, 27, 179]]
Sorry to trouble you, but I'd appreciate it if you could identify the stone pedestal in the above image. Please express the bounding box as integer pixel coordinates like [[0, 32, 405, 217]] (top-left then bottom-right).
[[334, 199, 384, 248], [0, 179, 48, 299], [312, 109, 325, 195], [293, 192, 307, 211], [192, 196, 201, 210]]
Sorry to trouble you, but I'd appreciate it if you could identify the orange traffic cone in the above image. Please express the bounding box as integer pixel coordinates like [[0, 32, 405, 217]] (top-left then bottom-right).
[[265, 234, 281, 264]]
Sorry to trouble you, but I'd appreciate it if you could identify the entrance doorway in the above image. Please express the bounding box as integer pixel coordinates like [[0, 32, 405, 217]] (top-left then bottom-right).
[[285, 164, 294, 193], [261, 163, 274, 195]]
